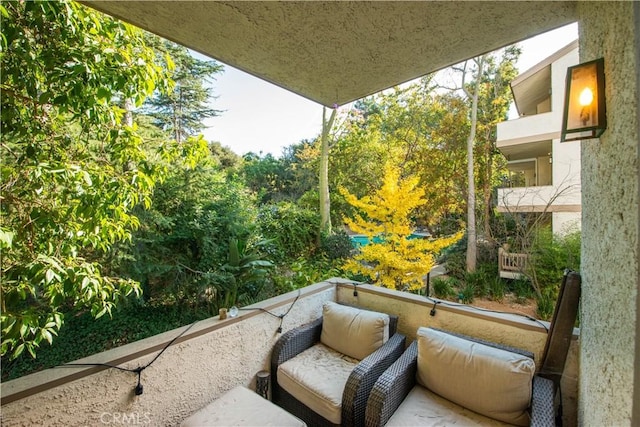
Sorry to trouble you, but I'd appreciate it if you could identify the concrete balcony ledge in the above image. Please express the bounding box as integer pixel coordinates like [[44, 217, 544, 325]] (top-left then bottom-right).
[[497, 111, 560, 146], [497, 185, 582, 212], [1, 278, 579, 426]]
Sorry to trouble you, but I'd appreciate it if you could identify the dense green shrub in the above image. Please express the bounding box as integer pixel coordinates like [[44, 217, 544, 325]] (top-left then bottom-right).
[[465, 266, 497, 298], [432, 277, 457, 299], [508, 278, 532, 305], [118, 164, 258, 304], [443, 250, 467, 280], [257, 202, 320, 262], [477, 241, 499, 265], [458, 282, 476, 304], [487, 277, 506, 302], [272, 256, 343, 293], [1, 302, 207, 381], [320, 229, 354, 260], [536, 287, 557, 321], [527, 228, 581, 319]]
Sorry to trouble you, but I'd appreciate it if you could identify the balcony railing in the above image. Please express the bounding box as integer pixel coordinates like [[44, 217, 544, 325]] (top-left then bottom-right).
[[0, 278, 579, 426]]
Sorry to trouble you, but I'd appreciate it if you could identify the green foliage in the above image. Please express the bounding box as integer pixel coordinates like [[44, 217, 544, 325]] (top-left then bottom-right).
[[217, 238, 274, 309], [241, 152, 296, 204], [257, 202, 320, 262], [332, 87, 470, 231], [527, 229, 581, 319], [272, 257, 342, 293], [487, 277, 506, 302], [536, 288, 557, 321], [510, 277, 534, 302], [441, 236, 468, 280], [209, 141, 242, 172], [119, 146, 258, 308], [320, 230, 353, 260], [458, 283, 476, 304], [1, 302, 206, 381], [431, 277, 457, 299], [0, 0, 171, 359], [464, 268, 491, 298], [142, 35, 223, 143], [477, 242, 499, 267]]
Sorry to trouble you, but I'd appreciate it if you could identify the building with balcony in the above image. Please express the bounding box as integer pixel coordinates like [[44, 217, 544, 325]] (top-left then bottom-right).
[[497, 40, 581, 235]]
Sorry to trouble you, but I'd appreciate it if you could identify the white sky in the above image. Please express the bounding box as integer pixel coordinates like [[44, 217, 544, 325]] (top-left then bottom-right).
[[202, 23, 578, 158]]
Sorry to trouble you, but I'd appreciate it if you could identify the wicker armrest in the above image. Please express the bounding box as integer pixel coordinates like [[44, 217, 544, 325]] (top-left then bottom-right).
[[271, 317, 323, 402], [530, 375, 556, 427], [365, 340, 417, 427], [271, 317, 323, 367], [342, 333, 407, 427]]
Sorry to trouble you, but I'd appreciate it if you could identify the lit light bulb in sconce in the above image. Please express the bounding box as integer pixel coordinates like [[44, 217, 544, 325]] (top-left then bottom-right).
[[579, 87, 594, 106], [579, 87, 594, 126]]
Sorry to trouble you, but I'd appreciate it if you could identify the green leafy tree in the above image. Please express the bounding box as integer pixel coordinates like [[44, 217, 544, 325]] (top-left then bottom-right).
[[257, 202, 320, 262], [241, 152, 295, 204], [143, 36, 223, 143], [217, 238, 274, 309], [474, 46, 521, 240], [340, 164, 463, 291], [120, 142, 257, 305], [322, 102, 395, 227], [353, 82, 470, 232], [281, 140, 319, 202], [209, 141, 242, 172], [0, 1, 171, 359]]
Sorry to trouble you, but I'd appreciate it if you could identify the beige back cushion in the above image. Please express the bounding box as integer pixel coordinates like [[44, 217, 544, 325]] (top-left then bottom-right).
[[416, 327, 535, 426], [320, 302, 389, 360]]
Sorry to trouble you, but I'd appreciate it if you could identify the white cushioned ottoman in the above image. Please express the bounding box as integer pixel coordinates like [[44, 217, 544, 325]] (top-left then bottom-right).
[[181, 385, 306, 426]]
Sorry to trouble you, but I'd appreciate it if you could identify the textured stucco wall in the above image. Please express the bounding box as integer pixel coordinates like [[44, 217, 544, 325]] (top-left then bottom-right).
[[335, 281, 579, 427], [1, 283, 335, 426], [578, 1, 640, 425]]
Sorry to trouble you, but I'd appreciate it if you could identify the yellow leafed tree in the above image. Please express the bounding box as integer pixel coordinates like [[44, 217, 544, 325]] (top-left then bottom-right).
[[340, 164, 463, 291]]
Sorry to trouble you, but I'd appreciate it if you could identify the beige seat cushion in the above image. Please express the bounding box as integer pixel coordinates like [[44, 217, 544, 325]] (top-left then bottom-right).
[[277, 343, 358, 424], [386, 385, 513, 426], [320, 301, 389, 360], [181, 385, 306, 426], [416, 327, 535, 426]]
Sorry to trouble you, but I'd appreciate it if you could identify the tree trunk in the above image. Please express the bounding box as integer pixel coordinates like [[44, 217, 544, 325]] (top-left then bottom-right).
[[123, 98, 134, 127], [483, 143, 493, 240], [123, 98, 134, 172], [465, 55, 486, 273], [319, 106, 337, 238]]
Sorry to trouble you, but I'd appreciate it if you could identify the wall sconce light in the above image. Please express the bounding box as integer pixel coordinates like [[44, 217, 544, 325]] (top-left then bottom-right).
[[561, 58, 606, 142]]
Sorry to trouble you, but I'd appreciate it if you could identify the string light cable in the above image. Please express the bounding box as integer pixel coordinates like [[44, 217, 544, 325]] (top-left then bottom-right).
[[238, 288, 301, 333], [340, 281, 546, 331], [60, 320, 198, 395], [424, 296, 549, 332]]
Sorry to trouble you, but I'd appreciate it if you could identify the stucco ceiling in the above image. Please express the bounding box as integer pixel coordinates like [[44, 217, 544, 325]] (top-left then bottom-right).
[[83, 1, 577, 107]]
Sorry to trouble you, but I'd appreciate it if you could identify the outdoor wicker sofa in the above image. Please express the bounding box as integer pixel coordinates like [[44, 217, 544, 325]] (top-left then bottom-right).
[[271, 301, 406, 427], [365, 327, 556, 427]]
